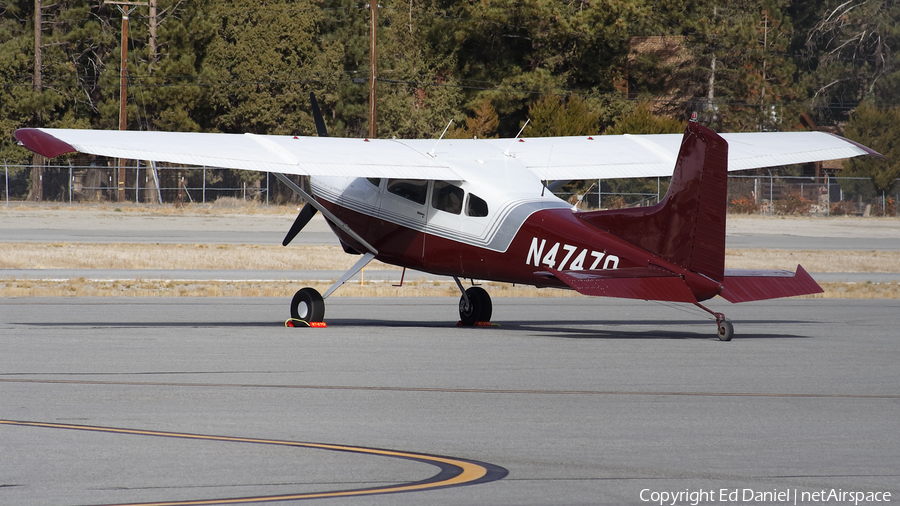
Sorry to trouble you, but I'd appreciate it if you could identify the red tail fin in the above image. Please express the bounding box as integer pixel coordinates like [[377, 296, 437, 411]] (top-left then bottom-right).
[[576, 121, 728, 281]]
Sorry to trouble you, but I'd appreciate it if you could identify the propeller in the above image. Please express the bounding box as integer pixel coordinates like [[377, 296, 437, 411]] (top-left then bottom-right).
[[282, 202, 317, 247], [282, 92, 327, 246], [310, 91, 329, 138]]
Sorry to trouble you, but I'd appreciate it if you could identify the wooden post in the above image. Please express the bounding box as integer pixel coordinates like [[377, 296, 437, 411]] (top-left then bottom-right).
[[148, 0, 157, 75], [117, 3, 129, 202], [105, 1, 148, 202], [368, 2, 377, 139], [29, 0, 44, 202]]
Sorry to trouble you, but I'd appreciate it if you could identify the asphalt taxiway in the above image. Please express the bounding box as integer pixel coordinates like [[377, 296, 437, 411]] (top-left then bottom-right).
[[2, 296, 898, 505], [4, 210, 900, 250]]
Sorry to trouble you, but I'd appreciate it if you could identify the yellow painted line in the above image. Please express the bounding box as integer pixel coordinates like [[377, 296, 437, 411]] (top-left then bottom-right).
[[0, 419, 505, 505]]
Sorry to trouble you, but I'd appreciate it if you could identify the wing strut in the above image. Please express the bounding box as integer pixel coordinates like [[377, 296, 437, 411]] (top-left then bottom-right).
[[323, 252, 376, 299], [272, 172, 378, 255]]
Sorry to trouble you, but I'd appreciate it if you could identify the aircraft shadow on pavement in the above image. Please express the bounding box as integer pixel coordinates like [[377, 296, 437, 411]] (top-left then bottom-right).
[[15, 321, 284, 328], [505, 318, 813, 340], [16, 318, 812, 339], [518, 326, 809, 340]]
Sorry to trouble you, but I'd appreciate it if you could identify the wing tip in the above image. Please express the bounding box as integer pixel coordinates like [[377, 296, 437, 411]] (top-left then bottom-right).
[[825, 132, 884, 159], [14, 128, 77, 158]]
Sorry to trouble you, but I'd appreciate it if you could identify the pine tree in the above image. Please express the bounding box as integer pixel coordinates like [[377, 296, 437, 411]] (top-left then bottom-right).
[[843, 102, 900, 196]]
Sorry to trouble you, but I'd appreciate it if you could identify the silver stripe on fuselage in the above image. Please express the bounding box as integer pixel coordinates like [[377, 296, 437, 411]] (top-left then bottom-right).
[[311, 178, 571, 253]]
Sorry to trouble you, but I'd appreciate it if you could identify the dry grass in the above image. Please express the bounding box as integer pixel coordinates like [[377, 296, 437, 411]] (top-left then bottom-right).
[[4, 243, 900, 273], [0, 243, 396, 271], [0, 278, 896, 299], [4, 199, 299, 216], [725, 249, 900, 273], [0, 278, 578, 298], [814, 282, 900, 299], [2, 242, 898, 298]]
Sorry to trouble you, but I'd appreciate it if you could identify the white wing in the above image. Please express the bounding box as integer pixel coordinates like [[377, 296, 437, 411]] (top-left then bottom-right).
[[477, 131, 879, 179], [16, 127, 877, 181], [15, 128, 462, 180]]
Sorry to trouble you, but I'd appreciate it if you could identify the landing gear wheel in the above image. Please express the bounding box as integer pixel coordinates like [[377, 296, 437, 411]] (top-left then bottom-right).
[[291, 287, 325, 323], [717, 320, 734, 341], [458, 286, 492, 326]]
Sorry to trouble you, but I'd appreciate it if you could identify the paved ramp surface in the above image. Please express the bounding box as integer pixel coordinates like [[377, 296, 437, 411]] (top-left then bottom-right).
[[1, 297, 898, 505]]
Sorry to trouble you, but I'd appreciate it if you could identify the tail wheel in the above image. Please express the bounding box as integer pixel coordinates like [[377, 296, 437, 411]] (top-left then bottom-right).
[[717, 320, 734, 341], [291, 287, 325, 323], [459, 286, 492, 326]]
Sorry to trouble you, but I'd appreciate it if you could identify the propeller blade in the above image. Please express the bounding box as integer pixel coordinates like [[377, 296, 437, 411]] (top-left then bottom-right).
[[310, 92, 329, 138], [283, 93, 326, 247], [283, 203, 318, 246]]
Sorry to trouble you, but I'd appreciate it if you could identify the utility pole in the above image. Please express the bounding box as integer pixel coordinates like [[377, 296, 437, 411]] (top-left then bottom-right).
[[105, 1, 147, 203], [368, 2, 377, 139], [29, 0, 44, 202], [706, 6, 716, 120], [148, 0, 157, 75]]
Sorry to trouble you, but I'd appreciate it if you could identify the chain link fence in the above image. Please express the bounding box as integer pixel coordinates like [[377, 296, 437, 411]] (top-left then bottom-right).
[[3, 161, 899, 217], [2, 161, 310, 206], [554, 175, 899, 217]]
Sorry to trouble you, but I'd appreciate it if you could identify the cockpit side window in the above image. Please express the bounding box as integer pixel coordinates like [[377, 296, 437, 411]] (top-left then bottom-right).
[[366, 178, 382, 188], [386, 179, 428, 205], [431, 181, 464, 215], [466, 193, 489, 217]]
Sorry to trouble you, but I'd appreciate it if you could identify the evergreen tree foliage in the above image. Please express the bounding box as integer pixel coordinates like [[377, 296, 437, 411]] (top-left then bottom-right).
[[803, 0, 900, 123], [842, 101, 900, 196], [2, 0, 899, 201], [446, 98, 499, 139], [604, 101, 685, 135], [524, 95, 601, 137], [675, 0, 803, 131]]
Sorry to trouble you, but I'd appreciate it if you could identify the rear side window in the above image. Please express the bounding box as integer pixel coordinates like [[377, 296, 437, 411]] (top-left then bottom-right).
[[431, 181, 464, 215], [466, 194, 489, 217], [387, 179, 428, 205]]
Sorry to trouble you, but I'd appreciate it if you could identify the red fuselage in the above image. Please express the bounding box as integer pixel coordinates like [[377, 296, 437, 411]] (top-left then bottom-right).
[[321, 200, 722, 302]]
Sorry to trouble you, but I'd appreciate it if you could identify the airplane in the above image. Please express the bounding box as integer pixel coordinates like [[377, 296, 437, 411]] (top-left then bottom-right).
[[14, 95, 879, 340]]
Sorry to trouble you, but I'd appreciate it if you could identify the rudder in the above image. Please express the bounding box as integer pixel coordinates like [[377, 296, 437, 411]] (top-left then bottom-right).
[[576, 121, 729, 281]]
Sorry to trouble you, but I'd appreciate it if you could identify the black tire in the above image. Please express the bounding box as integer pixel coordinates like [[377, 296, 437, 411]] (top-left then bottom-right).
[[458, 286, 492, 326], [291, 287, 325, 323], [717, 320, 734, 341]]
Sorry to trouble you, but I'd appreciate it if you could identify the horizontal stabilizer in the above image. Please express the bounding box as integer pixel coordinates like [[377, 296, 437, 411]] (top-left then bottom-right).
[[719, 265, 822, 303], [545, 267, 698, 303]]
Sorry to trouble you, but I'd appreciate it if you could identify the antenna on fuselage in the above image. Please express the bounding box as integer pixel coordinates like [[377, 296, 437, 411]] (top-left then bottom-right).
[[503, 118, 530, 157], [541, 144, 553, 197], [428, 119, 454, 158]]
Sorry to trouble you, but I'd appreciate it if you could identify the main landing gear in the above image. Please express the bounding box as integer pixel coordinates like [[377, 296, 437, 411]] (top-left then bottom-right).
[[456, 278, 492, 326], [458, 286, 492, 325], [290, 287, 325, 323], [287, 280, 494, 327], [287, 252, 376, 326], [695, 303, 734, 341]]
